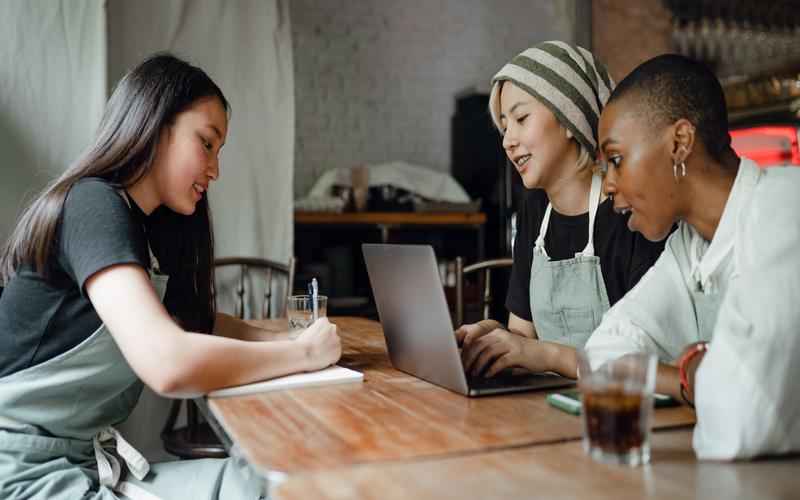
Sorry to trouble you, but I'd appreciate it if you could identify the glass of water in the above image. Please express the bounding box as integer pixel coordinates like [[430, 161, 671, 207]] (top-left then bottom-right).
[[286, 294, 328, 339]]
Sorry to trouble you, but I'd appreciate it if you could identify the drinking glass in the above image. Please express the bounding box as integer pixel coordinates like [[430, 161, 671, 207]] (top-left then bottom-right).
[[577, 349, 658, 466], [286, 294, 328, 339]]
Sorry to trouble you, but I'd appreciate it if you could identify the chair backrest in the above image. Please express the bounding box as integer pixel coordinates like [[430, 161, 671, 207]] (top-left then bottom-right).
[[214, 256, 295, 319], [455, 256, 513, 327]]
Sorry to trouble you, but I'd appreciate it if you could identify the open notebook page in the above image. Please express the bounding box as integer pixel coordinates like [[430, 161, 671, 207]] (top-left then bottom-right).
[[208, 365, 363, 398]]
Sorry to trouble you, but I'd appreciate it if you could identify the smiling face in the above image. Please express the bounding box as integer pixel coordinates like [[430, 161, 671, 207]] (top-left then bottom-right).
[[498, 81, 577, 189], [598, 99, 682, 242], [151, 96, 228, 215]]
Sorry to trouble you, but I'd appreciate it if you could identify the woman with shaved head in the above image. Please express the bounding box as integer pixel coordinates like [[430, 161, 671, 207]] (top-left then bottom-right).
[[588, 54, 800, 460]]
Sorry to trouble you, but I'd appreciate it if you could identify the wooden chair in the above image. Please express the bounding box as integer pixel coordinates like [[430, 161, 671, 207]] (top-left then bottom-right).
[[213, 256, 296, 319], [161, 256, 295, 459], [454, 257, 513, 327]]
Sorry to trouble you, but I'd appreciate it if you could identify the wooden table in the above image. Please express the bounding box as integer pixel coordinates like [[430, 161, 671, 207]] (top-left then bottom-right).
[[274, 429, 800, 500], [207, 318, 695, 477]]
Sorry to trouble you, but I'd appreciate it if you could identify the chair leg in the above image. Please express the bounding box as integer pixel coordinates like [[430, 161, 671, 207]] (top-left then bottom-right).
[[187, 400, 199, 441], [483, 269, 492, 320], [161, 399, 182, 440], [455, 257, 464, 327]]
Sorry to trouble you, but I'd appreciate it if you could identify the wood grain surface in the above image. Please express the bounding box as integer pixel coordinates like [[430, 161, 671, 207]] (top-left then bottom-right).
[[208, 317, 696, 475], [274, 429, 800, 500]]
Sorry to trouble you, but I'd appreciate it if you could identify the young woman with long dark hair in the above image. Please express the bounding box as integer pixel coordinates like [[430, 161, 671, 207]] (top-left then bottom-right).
[[0, 53, 339, 499]]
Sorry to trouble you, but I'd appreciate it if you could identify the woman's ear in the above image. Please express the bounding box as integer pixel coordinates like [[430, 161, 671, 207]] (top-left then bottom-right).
[[670, 119, 696, 163]]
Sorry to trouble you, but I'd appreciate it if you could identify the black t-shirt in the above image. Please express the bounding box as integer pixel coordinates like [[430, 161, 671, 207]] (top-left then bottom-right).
[[505, 189, 667, 322], [0, 178, 150, 377]]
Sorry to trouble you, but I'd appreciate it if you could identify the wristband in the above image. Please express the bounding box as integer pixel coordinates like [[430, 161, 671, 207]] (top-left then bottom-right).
[[677, 341, 708, 407]]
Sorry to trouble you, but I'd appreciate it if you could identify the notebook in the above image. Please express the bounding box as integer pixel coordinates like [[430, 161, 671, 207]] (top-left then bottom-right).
[[208, 365, 363, 398]]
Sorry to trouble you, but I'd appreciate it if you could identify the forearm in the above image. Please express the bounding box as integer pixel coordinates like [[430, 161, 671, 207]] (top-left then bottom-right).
[[158, 332, 311, 397], [214, 312, 291, 341], [508, 312, 537, 339], [655, 363, 682, 401], [536, 341, 577, 378]]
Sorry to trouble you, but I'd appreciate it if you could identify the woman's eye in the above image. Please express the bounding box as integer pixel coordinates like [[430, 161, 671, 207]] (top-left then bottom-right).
[[201, 138, 213, 151], [517, 114, 528, 124], [599, 154, 621, 174]]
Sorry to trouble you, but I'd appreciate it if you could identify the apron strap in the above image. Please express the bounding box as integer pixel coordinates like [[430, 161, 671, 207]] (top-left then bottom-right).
[[117, 190, 162, 273], [93, 426, 150, 483], [578, 173, 602, 257], [690, 164, 761, 294], [533, 204, 554, 259], [93, 426, 165, 500], [535, 173, 603, 259]]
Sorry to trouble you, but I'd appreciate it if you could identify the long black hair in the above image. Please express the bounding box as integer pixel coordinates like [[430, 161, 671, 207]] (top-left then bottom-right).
[[0, 53, 228, 333]]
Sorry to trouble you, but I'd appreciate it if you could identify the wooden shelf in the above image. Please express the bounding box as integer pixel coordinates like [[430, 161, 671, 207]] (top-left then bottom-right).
[[295, 211, 487, 226]]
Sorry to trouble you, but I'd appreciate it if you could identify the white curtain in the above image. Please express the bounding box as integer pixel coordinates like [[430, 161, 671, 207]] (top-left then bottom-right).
[[106, 0, 295, 265], [0, 0, 106, 245], [106, 0, 295, 462], [1, 0, 294, 463]]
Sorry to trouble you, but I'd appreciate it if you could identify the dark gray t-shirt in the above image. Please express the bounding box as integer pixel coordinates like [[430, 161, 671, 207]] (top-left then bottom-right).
[[0, 178, 149, 377]]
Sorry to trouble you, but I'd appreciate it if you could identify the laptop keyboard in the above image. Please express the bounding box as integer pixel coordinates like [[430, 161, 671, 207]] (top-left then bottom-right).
[[467, 373, 529, 390]]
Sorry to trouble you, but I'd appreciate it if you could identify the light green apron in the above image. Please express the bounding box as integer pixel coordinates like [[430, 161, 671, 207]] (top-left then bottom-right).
[[689, 236, 726, 344], [0, 192, 265, 500], [686, 162, 761, 344], [530, 173, 610, 347]]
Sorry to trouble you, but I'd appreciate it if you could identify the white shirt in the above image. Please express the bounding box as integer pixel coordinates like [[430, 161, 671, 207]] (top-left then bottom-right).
[[585, 158, 800, 460]]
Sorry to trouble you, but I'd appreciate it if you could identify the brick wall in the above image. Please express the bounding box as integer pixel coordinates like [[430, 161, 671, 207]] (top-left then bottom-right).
[[290, 0, 580, 197], [592, 0, 672, 83]]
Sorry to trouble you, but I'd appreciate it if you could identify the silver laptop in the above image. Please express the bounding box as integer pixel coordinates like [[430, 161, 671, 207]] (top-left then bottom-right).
[[362, 244, 575, 397]]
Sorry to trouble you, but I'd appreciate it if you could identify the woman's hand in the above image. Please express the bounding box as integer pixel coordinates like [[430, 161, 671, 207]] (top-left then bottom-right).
[[455, 320, 502, 347], [296, 317, 342, 372], [461, 328, 554, 378]]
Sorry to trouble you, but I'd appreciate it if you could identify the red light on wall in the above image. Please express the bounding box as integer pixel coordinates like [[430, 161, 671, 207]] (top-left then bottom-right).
[[730, 125, 800, 167]]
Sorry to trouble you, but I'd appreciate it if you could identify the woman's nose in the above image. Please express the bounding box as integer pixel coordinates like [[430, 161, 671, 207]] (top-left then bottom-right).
[[602, 167, 617, 196], [208, 159, 219, 181], [502, 127, 517, 151]]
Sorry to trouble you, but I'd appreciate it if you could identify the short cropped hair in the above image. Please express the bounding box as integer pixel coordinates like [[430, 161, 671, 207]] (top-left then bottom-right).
[[607, 54, 733, 162]]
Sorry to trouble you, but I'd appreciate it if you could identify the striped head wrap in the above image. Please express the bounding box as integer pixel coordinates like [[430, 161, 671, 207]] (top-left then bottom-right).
[[490, 41, 615, 159]]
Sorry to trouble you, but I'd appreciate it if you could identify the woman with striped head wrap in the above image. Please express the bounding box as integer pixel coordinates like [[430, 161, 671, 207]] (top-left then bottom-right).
[[458, 41, 667, 379]]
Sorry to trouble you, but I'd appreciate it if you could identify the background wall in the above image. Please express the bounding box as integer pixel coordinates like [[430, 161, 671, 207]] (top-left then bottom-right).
[[107, 0, 295, 266], [592, 0, 672, 83], [0, 0, 106, 246], [289, 0, 583, 197]]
